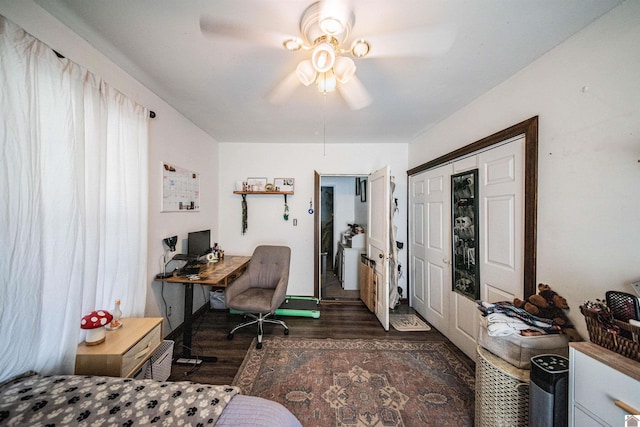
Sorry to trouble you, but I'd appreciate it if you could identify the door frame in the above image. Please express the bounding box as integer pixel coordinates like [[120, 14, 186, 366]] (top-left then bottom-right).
[[407, 116, 539, 298], [314, 171, 367, 301]]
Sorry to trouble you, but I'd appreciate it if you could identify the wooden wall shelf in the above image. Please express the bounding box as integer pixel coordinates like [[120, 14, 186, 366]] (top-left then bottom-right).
[[233, 191, 293, 195], [233, 190, 293, 204]]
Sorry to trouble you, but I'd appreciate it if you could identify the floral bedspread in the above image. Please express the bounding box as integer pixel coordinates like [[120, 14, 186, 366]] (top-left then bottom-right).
[[0, 371, 240, 426]]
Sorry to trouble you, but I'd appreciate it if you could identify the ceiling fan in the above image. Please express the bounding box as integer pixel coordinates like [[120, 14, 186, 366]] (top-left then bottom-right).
[[200, 0, 456, 110]]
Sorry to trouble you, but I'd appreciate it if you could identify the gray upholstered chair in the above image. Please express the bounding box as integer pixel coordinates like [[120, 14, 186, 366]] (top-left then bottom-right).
[[225, 245, 291, 348]]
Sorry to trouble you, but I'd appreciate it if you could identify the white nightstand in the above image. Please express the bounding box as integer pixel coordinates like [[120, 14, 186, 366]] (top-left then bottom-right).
[[569, 342, 640, 426]]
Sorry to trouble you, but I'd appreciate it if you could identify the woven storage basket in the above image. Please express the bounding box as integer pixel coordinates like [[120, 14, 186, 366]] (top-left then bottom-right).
[[475, 346, 530, 427], [580, 305, 640, 362]]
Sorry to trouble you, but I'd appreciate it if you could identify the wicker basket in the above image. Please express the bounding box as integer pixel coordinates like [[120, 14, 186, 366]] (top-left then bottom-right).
[[475, 346, 530, 427], [580, 305, 640, 362]]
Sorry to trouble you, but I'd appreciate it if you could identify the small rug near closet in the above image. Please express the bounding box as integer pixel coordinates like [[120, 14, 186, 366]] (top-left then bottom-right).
[[233, 337, 474, 427], [389, 313, 432, 331]]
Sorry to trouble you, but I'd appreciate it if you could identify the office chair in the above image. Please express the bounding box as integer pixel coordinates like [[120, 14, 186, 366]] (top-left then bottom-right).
[[225, 245, 291, 348]]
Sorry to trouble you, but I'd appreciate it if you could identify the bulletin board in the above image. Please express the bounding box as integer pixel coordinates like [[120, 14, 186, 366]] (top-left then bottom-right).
[[161, 162, 200, 212]]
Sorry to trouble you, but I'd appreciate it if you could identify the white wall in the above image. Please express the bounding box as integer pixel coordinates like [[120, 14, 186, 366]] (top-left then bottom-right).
[[409, 1, 640, 339], [0, 1, 220, 337], [218, 143, 408, 297]]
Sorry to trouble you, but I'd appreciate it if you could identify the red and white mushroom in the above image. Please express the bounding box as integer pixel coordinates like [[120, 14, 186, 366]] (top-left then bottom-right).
[[80, 310, 113, 345]]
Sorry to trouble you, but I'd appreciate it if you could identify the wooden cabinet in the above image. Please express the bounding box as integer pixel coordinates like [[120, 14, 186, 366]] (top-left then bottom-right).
[[569, 342, 640, 426], [359, 256, 376, 312], [75, 317, 163, 378]]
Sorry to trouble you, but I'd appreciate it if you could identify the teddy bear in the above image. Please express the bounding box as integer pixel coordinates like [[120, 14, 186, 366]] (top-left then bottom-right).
[[514, 283, 583, 341]]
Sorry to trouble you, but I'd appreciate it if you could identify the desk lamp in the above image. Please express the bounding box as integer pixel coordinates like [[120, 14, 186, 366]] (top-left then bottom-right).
[[156, 236, 177, 279]]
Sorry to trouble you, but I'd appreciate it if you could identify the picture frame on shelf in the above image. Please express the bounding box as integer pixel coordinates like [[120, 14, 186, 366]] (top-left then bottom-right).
[[274, 178, 294, 192], [355, 177, 361, 195], [246, 177, 267, 192]]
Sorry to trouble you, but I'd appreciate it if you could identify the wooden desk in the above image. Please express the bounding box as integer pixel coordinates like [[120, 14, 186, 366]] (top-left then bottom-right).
[[158, 255, 250, 362]]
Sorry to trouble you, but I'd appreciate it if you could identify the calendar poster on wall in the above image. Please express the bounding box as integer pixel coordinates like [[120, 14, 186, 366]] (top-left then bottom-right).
[[161, 162, 200, 212]]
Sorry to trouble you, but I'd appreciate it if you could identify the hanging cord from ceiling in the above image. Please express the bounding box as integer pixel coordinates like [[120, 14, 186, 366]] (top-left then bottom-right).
[[322, 84, 327, 156]]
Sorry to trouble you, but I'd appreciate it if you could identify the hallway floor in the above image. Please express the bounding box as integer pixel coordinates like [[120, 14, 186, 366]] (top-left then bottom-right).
[[321, 268, 360, 300]]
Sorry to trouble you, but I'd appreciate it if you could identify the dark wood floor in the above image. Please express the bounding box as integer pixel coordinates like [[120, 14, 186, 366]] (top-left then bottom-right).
[[167, 302, 474, 385]]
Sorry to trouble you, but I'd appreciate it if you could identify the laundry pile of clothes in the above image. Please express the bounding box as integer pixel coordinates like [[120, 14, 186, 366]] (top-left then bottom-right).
[[477, 300, 562, 336]]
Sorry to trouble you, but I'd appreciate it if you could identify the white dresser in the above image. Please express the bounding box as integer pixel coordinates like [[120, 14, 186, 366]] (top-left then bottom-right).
[[569, 342, 640, 426], [338, 233, 365, 290]]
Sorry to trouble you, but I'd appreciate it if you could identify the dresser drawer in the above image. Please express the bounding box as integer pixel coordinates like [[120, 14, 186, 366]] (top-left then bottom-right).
[[121, 322, 162, 377], [570, 345, 640, 426]]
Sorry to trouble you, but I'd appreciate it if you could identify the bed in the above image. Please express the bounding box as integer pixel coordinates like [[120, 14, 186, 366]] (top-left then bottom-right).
[[0, 371, 301, 426]]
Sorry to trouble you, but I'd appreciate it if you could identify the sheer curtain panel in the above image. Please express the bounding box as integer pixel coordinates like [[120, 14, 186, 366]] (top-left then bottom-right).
[[0, 15, 149, 382]]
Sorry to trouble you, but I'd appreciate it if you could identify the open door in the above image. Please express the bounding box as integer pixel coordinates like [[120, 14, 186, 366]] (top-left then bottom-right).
[[367, 166, 391, 331]]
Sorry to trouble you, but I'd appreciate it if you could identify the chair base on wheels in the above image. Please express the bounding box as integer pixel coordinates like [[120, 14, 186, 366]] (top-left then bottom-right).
[[228, 312, 289, 349]]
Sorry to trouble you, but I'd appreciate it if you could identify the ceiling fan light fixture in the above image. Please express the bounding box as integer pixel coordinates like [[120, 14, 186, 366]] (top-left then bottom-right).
[[351, 39, 370, 58], [319, 16, 344, 36], [317, 70, 336, 93], [311, 42, 335, 72], [296, 59, 318, 86], [283, 37, 303, 51], [333, 56, 356, 83]]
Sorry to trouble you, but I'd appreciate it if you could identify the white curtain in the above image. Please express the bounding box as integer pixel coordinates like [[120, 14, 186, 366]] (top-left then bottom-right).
[[0, 15, 149, 381]]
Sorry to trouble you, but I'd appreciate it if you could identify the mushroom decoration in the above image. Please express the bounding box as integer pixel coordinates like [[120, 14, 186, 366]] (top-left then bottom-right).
[[80, 310, 113, 346]]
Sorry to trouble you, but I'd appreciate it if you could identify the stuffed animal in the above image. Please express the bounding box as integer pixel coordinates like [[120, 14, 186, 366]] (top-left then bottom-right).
[[514, 283, 583, 341]]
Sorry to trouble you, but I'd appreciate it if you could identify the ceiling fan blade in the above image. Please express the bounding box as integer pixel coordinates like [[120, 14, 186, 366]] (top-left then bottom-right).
[[200, 15, 293, 49], [268, 71, 302, 105], [337, 75, 372, 110], [360, 24, 457, 58]]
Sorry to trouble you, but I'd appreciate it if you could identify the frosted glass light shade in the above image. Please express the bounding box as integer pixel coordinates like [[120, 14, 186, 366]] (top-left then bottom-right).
[[311, 42, 336, 73], [296, 60, 317, 86], [317, 71, 337, 93], [334, 56, 356, 83]]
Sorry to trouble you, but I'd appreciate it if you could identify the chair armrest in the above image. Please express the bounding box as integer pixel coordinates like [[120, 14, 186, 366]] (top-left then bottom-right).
[[225, 272, 253, 301], [270, 275, 289, 311]]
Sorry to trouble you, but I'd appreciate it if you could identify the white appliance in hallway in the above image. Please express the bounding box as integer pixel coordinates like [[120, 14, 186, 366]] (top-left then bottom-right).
[[338, 233, 366, 290]]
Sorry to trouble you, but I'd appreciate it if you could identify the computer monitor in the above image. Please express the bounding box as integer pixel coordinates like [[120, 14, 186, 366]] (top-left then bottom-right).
[[187, 229, 211, 257]]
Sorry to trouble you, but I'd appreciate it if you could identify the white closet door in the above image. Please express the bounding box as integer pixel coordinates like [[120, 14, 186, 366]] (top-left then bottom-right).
[[448, 156, 481, 359], [408, 136, 525, 361], [409, 164, 451, 334], [478, 136, 525, 303]]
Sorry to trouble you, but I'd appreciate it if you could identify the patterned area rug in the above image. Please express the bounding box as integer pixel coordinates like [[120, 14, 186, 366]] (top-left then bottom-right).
[[389, 314, 432, 331], [233, 337, 475, 426]]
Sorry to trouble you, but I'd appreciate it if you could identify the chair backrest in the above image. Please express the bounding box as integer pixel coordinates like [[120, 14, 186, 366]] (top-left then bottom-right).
[[606, 290, 640, 323], [246, 245, 291, 289]]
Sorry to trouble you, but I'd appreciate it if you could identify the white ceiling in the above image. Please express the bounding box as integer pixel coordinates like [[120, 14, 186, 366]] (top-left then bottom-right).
[[35, 0, 622, 144]]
